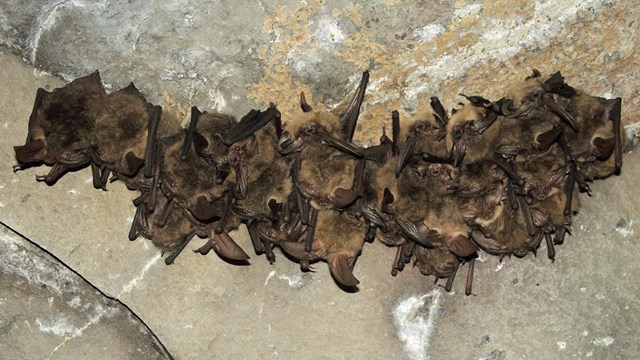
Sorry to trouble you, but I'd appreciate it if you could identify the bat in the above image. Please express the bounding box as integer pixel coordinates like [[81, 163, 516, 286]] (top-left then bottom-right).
[[276, 71, 375, 287], [382, 106, 479, 295], [12, 69, 625, 295], [14, 71, 105, 184]]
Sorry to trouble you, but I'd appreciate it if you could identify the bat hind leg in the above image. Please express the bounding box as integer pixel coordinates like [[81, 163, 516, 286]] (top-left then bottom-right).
[[164, 231, 196, 265], [464, 257, 476, 296]]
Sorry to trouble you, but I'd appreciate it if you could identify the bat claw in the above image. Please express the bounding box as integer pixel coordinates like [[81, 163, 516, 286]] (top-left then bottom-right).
[[362, 207, 387, 232], [542, 95, 579, 131], [300, 91, 313, 112]]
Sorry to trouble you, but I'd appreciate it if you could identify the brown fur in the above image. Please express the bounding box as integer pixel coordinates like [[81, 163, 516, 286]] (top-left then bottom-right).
[[14, 72, 105, 183]]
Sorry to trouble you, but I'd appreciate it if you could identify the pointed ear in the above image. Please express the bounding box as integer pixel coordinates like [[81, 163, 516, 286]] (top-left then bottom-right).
[[592, 136, 615, 160], [535, 126, 562, 151], [212, 231, 250, 261], [192, 131, 210, 157], [330, 187, 359, 208], [446, 234, 478, 258], [122, 151, 145, 176], [328, 253, 359, 287], [189, 195, 221, 222], [14, 138, 46, 163]]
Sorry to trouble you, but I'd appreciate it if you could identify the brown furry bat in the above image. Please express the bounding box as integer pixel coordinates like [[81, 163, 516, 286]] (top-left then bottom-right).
[[12, 69, 625, 295]]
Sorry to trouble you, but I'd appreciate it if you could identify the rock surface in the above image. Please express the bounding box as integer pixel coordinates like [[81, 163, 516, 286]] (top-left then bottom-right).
[[0, 223, 171, 359]]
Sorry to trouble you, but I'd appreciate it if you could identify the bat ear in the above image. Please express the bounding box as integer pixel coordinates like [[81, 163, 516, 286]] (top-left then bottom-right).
[[328, 253, 359, 287], [535, 126, 562, 151], [525, 68, 542, 80], [73, 70, 105, 95], [330, 187, 360, 208], [14, 138, 46, 163], [592, 136, 615, 159], [122, 151, 144, 176], [383, 187, 395, 203], [189, 195, 221, 222], [192, 131, 210, 157], [121, 82, 146, 102], [446, 234, 478, 258], [212, 231, 250, 261]]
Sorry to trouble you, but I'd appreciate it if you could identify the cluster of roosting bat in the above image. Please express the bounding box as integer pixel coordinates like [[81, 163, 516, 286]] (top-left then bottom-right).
[[13, 69, 623, 294]]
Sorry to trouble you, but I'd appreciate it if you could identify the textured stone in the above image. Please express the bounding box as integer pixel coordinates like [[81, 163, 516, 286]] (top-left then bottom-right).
[[0, 223, 171, 360], [2, 1, 637, 141]]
